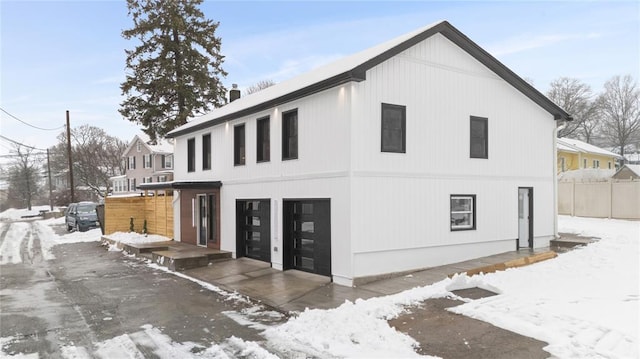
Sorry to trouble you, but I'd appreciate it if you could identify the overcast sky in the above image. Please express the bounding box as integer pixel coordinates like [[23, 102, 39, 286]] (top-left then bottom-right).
[[1, 0, 638, 159]]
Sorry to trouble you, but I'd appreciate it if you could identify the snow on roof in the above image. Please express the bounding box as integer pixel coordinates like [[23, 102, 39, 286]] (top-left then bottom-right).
[[135, 133, 174, 153], [168, 20, 570, 138], [557, 138, 622, 158], [614, 164, 640, 177], [558, 168, 616, 181], [557, 141, 579, 153], [169, 21, 443, 136]]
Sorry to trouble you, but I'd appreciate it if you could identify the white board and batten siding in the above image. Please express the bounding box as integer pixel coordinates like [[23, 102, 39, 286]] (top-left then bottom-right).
[[348, 33, 556, 279], [171, 24, 563, 286], [172, 86, 354, 279]]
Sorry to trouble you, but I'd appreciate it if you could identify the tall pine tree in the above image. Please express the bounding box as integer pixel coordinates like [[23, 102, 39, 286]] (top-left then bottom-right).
[[120, 0, 227, 142]]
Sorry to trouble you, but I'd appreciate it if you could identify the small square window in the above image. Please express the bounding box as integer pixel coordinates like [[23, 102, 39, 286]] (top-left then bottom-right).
[[381, 103, 406, 153], [451, 195, 476, 231]]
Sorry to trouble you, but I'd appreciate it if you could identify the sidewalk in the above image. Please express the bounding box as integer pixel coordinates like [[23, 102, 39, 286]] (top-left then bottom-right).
[[183, 248, 556, 313]]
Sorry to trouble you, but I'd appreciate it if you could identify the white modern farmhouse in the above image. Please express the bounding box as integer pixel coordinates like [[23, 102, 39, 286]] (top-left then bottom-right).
[[164, 21, 571, 286]]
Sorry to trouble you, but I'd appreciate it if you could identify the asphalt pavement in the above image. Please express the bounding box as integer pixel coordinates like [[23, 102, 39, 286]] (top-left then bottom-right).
[[1, 219, 552, 358], [0, 220, 288, 358]]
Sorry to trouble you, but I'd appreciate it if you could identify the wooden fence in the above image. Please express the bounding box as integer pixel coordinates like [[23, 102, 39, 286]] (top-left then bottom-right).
[[558, 179, 640, 220], [104, 193, 174, 238]]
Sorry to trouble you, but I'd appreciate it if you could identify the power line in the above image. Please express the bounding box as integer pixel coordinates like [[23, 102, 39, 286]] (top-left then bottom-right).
[[0, 134, 49, 151], [0, 107, 66, 131]]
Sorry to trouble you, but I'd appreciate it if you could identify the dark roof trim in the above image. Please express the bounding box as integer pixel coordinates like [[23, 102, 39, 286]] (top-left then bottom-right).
[[167, 70, 365, 138], [137, 181, 222, 190], [169, 21, 571, 138], [435, 22, 572, 122]]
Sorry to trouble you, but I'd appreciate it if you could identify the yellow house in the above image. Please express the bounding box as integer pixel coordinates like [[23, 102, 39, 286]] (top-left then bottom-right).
[[557, 138, 622, 172]]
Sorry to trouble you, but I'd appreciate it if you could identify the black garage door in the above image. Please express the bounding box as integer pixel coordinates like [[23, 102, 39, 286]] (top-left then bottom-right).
[[283, 199, 331, 277], [236, 200, 271, 262]]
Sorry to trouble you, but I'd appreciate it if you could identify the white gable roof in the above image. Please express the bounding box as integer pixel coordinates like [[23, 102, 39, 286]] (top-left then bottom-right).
[[123, 134, 174, 156], [168, 20, 571, 138], [558, 138, 622, 158]]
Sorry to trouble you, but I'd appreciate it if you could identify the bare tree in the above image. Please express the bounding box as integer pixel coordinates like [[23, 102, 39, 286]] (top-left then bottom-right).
[[546, 77, 597, 139], [50, 125, 127, 199], [598, 75, 640, 158], [4, 143, 44, 210], [244, 79, 275, 95]]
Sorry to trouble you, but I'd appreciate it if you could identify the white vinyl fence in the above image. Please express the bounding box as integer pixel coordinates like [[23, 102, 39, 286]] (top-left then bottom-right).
[[558, 179, 640, 219]]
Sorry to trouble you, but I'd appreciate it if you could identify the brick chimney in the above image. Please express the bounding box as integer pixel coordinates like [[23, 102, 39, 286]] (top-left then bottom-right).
[[229, 84, 240, 102]]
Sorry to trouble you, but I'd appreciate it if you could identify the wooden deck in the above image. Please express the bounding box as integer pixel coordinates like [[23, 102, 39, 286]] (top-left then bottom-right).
[[101, 236, 231, 271]]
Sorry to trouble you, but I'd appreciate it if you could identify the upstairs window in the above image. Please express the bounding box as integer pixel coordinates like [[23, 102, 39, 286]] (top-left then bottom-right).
[[282, 109, 298, 160], [187, 138, 195, 172], [128, 156, 136, 170], [470, 116, 488, 159], [136, 141, 142, 152], [202, 133, 211, 170], [143, 154, 152, 169], [257, 116, 270, 162], [381, 103, 406, 153], [162, 154, 173, 169], [451, 195, 476, 231], [234, 124, 246, 166]]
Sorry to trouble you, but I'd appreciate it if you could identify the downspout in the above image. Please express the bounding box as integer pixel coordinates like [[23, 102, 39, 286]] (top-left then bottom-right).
[[553, 122, 567, 239]]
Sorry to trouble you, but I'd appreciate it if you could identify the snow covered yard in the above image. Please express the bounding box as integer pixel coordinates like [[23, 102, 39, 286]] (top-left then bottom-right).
[[263, 215, 639, 358], [1, 207, 638, 358]]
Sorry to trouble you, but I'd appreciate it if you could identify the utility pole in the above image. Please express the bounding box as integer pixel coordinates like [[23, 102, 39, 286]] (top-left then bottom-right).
[[47, 148, 53, 211], [66, 110, 75, 203]]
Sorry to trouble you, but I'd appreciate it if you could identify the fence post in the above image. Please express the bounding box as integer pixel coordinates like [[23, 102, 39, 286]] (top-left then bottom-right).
[[608, 179, 613, 219], [571, 178, 575, 216]]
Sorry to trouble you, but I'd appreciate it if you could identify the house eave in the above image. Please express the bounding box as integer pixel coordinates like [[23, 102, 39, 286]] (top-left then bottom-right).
[[167, 70, 365, 138], [168, 21, 572, 139], [137, 181, 222, 190]]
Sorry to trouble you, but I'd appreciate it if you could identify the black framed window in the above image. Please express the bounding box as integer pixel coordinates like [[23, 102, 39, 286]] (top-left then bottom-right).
[[187, 138, 195, 172], [381, 103, 406, 153], [202, 133, 211, 170], [234, 124, 246, 166], [451, 195, 476, 231], [257, 116, 270, 162], [282, 109, 298, 160], [470, 116, 488, 159]]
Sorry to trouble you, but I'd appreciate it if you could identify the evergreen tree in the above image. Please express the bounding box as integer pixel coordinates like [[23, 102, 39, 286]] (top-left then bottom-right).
[[120, 0, 227, 142]]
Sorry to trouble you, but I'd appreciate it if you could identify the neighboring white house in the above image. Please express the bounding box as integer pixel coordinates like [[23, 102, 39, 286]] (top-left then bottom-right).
[[163, 21, 571, 286], [110, 134, 174, 195]]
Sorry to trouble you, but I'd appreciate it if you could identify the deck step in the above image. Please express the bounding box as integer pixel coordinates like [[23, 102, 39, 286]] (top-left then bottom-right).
[[152, 249, 232, 271], [550, 237, 596, 249], [122, 241, 173, 256]]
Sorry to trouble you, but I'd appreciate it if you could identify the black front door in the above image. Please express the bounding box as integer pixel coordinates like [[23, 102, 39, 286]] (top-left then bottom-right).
[[283, 199, 331, 277], [236, 200, 271, 262]]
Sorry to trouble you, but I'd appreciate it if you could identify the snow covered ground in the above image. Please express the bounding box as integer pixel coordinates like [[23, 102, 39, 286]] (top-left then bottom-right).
[[1, 207, 638, 358]]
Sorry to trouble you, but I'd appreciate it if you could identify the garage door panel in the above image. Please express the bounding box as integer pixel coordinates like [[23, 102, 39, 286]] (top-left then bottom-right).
[[284, 199, 331, 277], [236, 200, 271, 263]]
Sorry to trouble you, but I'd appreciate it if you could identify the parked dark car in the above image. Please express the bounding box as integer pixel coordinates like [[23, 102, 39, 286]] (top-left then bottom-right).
[[65, 202, 99, 232]]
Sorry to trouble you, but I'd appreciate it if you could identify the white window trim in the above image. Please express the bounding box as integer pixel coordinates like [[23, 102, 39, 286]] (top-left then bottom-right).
[[451, 195, 475, 231]]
